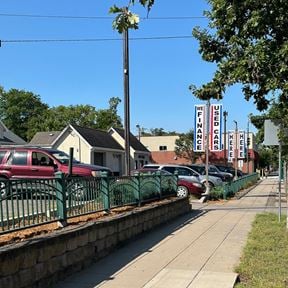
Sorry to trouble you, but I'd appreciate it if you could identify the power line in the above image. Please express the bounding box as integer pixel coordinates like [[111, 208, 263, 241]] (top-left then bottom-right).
[[0, 35, 193, 45], [0, 13, 206, 20], [143, 16, 206, 20], [0, 13, 112, 19]]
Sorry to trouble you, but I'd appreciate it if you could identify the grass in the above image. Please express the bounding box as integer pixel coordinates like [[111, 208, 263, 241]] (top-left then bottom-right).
[[235, 213, 288, 288]]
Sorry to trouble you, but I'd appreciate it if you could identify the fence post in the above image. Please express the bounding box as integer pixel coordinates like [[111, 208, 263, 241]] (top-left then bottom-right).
[[223, 182, 230, 200], [100, 172, 110, 211], [55, 172, 67, 227], [135, 172, 141, 206], [157, 171, 162, 199]]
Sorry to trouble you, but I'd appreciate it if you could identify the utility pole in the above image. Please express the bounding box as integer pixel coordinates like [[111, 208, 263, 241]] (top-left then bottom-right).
[[123, 13, 131, 175], [223, 111, 228, 165], [233, 120, 238, 180], [205, 100, 210, 194], [246, 115, 250, 174], [278, 131, 282, 222]]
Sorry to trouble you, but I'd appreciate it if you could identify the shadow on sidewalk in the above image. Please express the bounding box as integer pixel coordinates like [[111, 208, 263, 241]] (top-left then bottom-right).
[[54, 208, 207, 288]]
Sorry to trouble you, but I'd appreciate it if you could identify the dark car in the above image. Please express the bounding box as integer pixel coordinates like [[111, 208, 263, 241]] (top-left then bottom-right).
[[0, 146, 112, 198], [213, 164, 244, 178], [184, 164, 233, 182]]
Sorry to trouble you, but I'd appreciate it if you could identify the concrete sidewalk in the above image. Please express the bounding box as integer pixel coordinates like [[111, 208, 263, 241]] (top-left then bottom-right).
[[54, 178, 279, 288]]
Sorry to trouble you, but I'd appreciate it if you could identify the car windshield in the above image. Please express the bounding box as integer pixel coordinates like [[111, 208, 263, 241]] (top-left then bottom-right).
[[190, 166, 205, 175], [216, 166, 226, 172], [50, 150, 80, 165]]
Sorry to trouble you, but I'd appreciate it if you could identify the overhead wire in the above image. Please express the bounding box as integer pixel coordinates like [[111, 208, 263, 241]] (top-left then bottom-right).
[[0, 13, 203, 46], [1, 35, 194, 45], [0, 13, 206, 20]]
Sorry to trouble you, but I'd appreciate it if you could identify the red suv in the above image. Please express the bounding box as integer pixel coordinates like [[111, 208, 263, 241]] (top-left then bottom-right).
[[0, 147, 112, 198]]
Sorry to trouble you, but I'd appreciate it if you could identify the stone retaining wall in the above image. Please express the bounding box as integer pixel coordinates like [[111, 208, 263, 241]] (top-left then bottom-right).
[[0, 197, 191, 288]]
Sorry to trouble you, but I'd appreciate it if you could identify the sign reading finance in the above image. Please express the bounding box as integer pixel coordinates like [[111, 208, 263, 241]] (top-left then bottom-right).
[[194, 105, 206, 152], [238, 131, 245, 159], [210, 104, 222, 151]]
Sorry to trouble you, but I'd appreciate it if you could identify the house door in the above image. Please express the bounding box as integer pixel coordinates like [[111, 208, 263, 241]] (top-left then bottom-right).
[[93, 152, 104, 166], [112, 154, 122, 176]]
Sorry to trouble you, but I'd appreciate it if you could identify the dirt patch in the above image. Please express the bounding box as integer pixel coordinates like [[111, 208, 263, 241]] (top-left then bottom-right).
[[0, 198, 175, 247]]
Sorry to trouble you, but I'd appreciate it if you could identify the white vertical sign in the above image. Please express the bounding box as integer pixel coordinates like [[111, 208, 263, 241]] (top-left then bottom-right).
[[210, 104, 222, 151], [228, 131, 234, 162], [194, 105, 206, 152], [238, 131, 245, 159]]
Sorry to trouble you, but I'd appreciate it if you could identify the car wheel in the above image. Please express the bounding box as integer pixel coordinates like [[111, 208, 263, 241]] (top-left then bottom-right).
[[0, 177, 8, 199], [177, 185, 188, 197]]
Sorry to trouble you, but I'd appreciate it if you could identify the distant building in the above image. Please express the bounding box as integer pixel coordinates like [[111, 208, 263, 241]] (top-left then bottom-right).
[[140, 135, 191, 165], [29, 131, 61, 148]]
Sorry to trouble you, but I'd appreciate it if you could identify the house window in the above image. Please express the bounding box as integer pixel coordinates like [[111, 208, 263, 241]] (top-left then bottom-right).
[[159, 146, 167, 151], [94, 152, 104, 166]]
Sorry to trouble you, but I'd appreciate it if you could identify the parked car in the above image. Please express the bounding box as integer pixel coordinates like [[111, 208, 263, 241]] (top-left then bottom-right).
[[184, 164, 225, 182], [132, 168, 205, 198], [186, 164, 233, 182], [142, 164, 223, 192], [0, 146, 112, 199], [213, 164, 244, 178]]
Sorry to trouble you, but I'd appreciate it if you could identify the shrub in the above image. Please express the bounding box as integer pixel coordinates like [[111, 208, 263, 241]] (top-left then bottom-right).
[[209, 186, 225, 200]]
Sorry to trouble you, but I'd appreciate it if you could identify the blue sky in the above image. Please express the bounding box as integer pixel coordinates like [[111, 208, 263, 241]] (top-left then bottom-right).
[[0, 0, 261, 135]]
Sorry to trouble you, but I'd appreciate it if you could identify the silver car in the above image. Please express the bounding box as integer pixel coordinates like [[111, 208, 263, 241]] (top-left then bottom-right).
[[142, 164, 223, 192]]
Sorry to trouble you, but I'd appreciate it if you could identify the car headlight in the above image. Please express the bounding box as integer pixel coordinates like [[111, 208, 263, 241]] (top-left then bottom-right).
[[91, 171, 98, 177], [193, 183, 203, 188], [92, 170, 110, 177]]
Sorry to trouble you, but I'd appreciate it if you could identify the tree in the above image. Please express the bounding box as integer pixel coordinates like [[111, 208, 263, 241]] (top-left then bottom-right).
[[190, 0, 288, 113], [27, 104, 99, 140], [139, 128, 178, 136], [174, 130, 203, 162], [249, 107, 288, 169], [29, 97, 123, 138], [110, 1, 154, 33], [0, 87, 49, 141], [95, 97, 123, 130], [149, 128, 177, 136], [0, 84, 123, 141]]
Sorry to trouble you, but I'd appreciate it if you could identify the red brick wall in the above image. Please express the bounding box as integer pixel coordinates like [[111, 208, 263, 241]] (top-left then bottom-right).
[[151, 151, 191, 164]]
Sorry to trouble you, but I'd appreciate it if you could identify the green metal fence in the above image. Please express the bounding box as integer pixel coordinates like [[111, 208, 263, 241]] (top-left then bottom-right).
[[0, 172, 177, 234], [223, 172, 259, 199]]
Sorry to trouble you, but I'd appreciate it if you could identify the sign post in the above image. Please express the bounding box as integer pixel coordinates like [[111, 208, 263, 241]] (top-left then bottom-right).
[[194, 103, 223, 194]]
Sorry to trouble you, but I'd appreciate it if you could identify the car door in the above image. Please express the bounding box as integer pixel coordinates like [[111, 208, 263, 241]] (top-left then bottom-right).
[[175, 167, 200, 182], [5, 150, 31, 179], [162, 166, 200, 183], [29, 151, 56, 178]]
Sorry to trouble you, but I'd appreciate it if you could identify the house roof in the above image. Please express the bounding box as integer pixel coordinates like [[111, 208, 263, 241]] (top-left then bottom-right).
[[0, 120, 27, 145], [72, 125, 124, 150], [29, 131, 61, 146], [0, 136, 14, 145], [112, 127, 150, 152]]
